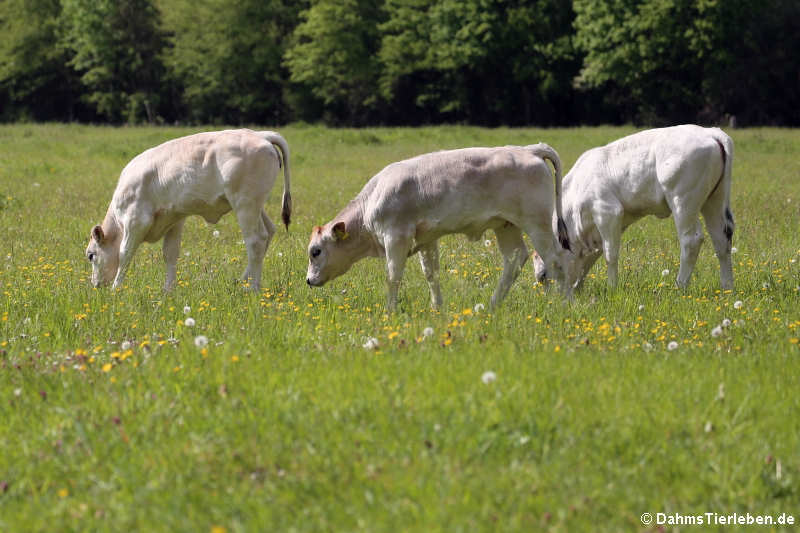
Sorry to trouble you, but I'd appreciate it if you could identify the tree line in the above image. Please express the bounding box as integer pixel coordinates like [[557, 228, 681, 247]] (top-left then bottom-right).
[[1, 0, 798, 127]]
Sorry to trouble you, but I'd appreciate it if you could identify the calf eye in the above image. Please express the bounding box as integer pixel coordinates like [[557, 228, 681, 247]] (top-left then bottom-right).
[[311, 248, 321, 258], [87, 252, 96, 262]]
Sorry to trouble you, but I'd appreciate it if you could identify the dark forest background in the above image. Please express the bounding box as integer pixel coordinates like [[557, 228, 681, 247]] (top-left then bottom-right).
[[1, 0, 798, 127]]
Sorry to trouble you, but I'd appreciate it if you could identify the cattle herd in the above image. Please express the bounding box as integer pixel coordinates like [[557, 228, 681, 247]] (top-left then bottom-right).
[[86, 125, 734, 311]]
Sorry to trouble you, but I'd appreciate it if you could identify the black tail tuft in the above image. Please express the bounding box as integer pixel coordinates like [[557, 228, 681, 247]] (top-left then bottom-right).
[[281, 192, 292, 230], [557, 217, 571, 251]]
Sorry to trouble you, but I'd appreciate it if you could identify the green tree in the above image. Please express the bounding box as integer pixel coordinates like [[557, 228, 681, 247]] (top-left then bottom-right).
[[284, 0, 385, 125], [162, 0, 303, 125], [573, 0, 800, 125], [0, 0, 82, 121], [378, 0, 579, 125], [60, 0, 168, 123]]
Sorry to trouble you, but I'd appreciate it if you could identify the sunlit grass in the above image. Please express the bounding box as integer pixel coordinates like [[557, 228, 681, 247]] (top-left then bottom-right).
[[1, 124, 799, 531]]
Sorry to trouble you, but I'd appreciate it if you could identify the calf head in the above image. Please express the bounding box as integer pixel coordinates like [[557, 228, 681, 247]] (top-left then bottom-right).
[[85, 224, 120, 287], [306, 221, 360, 287], [532, 249, 569, 288]]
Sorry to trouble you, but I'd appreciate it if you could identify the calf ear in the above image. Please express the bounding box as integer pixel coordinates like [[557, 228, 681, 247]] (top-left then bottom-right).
[[332, 221, 348, 241], [92, 225, 105, 243]]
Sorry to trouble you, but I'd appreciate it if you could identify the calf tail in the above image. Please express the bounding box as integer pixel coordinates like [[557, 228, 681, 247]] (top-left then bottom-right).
[[709, 129, 734, 242], [260, 131, 292, 230], [529, 143, 571, 251]]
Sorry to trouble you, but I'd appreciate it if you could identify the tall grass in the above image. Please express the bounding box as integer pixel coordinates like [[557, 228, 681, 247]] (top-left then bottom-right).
[[0, 124, 798, 531]]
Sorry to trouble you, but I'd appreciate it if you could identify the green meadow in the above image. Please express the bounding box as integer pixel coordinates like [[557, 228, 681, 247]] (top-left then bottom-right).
[[1, 124, 799, 532]]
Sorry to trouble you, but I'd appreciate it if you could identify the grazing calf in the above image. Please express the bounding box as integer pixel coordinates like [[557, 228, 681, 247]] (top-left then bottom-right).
[[305, 144, 571, 311], [85, 129, 291, 291], [534, 125, 734, 292]]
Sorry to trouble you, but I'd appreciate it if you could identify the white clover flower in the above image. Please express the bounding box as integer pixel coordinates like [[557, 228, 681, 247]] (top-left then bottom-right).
[[661, 269, 670, 277], [733, 300, 743, 309], [667, 341, 679, 351], [183, 306, 191, 314], [731, 247, 738, 254], [212, 230, 220, 238], [194, 335, 208, 348], [362, 337, 379, 350], [422, 327, 434, 338], [120, 340, 132, 351], [473, 303, 485, 313], [711, 325, 723, 338], [184, 317, 196, 327], [481, 371, 497, 384], [721, 318, 732, 328]]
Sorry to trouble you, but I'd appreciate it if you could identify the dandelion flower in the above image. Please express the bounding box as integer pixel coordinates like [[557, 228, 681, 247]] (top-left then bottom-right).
[[362, 337, 379, 350], [212, 230, 220, 238], [661, 269, 670, 277], [711, 325, 723, 338], [422, 327, 434, 338], [120, 340, 132, 351], [481, 371, 497, 384], [667, 341, 679, 351], [473, 303, 485, 313], [185, 317, 196, 327], [721, 318, 731, 328], [194, 335, 208, 348], [733, 300, 743, 309]]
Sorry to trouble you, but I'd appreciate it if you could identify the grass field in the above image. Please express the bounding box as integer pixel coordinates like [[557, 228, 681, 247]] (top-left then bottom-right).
[[1, 123, 799, 532]]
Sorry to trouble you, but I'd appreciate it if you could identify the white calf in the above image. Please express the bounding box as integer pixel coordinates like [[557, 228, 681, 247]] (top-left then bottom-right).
[[535, 125, 734, 292], [85, 129, 291, 291], [305, 144, 571, 311]]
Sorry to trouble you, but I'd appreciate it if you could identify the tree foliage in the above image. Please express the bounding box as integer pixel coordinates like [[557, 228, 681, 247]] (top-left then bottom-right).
[[0, 0, 797, 125]]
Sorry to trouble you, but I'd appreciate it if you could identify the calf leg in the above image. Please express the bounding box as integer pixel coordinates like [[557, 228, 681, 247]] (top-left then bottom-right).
[[595, 208, 623, 288], [112, 223, 148, 289], [573, 251, 602, 292], [674, 214, 704, 289], [233, 204, 271, 291], [702, 203, 734, 290], [417, 241, 443, 310], [162, 218, 185, 291], [384, 235, 412, 312], [491, 224, 528, 308]]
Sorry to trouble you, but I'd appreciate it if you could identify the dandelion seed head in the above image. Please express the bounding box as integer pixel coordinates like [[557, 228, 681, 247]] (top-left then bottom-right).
[[731, 247, 738, 254], [661, 269, 670, 277], [473, 303, 485, 313], [120, 341, 132, 351], [212, 230, 220, 238], [721, 318, 731, 328], [13, 388, 22, 397], [194, 335, 208, 348], [362, 337, 379, 350], [642, 342, 653, 351], [185, 317, 196, 327], [422, 327, 434, 338], [733, 300, 743, 309], [484, 239, 492, 247], [638, 304, 645, 311], [711, 325, 723, 338], [183, 306, 191, 314], [667, 341, 679, 351], [481, 371, 497, 384]]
